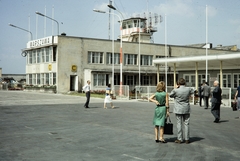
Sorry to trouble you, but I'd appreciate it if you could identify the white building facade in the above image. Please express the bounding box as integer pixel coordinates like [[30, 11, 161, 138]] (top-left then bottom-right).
[[22, 34, 240, 93], [22, 17, 240, 93]]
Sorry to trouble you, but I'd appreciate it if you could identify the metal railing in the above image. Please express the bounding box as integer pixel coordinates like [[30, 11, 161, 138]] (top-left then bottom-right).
[[134, 86, 195, 104], [113, 85, 129, 100], [134, 85, 232, 107], [210, 87, 231, 107]]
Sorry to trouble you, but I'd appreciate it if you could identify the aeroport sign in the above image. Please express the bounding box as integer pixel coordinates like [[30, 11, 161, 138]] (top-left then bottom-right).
[[27, 36, 53, 48]]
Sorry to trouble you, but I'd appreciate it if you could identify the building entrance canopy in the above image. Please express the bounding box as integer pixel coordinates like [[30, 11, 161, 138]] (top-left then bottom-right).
[[153, 52, 240, 89]]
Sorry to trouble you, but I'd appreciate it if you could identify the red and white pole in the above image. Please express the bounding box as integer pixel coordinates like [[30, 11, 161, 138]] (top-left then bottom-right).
[[119, 22, 123, 96]]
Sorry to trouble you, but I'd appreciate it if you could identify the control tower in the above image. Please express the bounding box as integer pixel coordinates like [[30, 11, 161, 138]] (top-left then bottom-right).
[[121, 17, 158, 43]]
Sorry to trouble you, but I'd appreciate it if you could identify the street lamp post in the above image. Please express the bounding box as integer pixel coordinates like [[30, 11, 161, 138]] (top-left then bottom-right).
[[9, 23, 33, 40], [36, 11, 59, 35], [107, 4, 124, 20], [107, 5, 124, 96], [93, 9, 123, 95]]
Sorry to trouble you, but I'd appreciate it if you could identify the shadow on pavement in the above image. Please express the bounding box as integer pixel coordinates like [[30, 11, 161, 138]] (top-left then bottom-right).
[[166, 136, 204, 143], [87, 106, 101, 108], [219, 120, 229, 123], [87, 106, 120, 109]]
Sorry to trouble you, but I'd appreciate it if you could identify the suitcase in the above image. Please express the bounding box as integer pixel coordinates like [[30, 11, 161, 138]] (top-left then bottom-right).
[[164, 116, 173, 135], [231, 101, 237, 111]]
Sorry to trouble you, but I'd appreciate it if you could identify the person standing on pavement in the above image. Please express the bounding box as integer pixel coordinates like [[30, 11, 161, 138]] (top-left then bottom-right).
[[234, 85, 240, 119], [104, 84, 114, 109], [169, 78, 194, 144], [149, 81, 170, 143], [83, 80, 91, 108], [198, 83, 204, 107], [203, 82, 211, 109], [211, 80, 222, 123]]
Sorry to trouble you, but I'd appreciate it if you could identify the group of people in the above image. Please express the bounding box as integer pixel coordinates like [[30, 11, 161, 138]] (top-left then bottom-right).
[[82, 80, 114, 109], [149, 78, 222, 144], [82, 78, 239, 144]]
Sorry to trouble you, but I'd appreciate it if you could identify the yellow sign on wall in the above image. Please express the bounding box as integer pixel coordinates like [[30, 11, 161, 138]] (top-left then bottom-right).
[[72, 65, 77, 72], [48, 64, 52, 71]]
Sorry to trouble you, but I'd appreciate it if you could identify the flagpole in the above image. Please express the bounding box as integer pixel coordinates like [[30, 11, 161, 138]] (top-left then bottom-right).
[[206, 5, 208, 82], [165, 14, 167, 92]]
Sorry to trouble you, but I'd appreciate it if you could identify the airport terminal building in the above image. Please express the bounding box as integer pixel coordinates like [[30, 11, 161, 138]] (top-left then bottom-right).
[[22, 17, 240, 93]]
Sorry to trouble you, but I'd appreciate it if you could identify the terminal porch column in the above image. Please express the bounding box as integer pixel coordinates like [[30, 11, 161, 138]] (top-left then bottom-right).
[[173, 63, 176, 88], [195, 62, 199, 90], [220, 61, 223, 89]]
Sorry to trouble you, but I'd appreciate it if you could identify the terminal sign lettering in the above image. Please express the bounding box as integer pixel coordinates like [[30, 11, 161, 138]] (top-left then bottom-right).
[[27, 36, 53, 48]]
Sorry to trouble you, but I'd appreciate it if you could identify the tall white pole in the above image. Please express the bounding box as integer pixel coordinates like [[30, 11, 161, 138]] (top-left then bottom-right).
[[139, 19, 141, 86], [120, 19, 123, 95], [28, 14, 31, 41], [52, 6, 54, 35], [206, 5, 208, 82], [165, 14, 167, 92], [146, 0, 149, 32], [44, 6, 46, 37], [108, 0, 111, 40], [36, 14, 38, 39], [112, 4, 115, 90]]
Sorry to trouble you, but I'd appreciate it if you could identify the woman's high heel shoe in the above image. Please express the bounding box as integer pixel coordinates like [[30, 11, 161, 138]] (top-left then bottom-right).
[[155, 140, 160, 143]]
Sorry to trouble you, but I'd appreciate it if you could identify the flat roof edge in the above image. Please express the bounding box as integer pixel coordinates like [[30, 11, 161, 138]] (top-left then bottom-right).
[[153, 52, 240, 64]]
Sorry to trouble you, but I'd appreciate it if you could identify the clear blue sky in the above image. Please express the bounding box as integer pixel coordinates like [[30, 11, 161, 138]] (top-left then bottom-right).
[[1, 0, 240, 74]]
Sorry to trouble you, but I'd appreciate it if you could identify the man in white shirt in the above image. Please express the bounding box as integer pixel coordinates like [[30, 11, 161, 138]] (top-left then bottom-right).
[[83, 80, 91, 108]]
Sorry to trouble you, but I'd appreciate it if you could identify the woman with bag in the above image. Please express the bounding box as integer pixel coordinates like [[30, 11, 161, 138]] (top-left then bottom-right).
[[149, 81, 170, 143], [104, 84, 114, 109]]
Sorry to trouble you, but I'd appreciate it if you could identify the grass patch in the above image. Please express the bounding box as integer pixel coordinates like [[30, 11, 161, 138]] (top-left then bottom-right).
[[68, 92, 105, 99]]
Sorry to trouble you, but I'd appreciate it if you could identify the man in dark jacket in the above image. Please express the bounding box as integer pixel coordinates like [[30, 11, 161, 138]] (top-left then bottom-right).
[[198, 83, 204, 107], [211, 80, 222, 123], [203, 82, 211, 109]]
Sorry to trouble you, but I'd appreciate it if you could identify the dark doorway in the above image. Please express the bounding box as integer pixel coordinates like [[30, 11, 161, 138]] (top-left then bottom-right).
[[70, 75, 78, 91]]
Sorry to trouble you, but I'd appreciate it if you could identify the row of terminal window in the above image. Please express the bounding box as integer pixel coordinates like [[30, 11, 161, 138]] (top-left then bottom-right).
[[183, 74, 240, 88], [27, 73, 56, 85], [26, 72, 240, 88], [93, 73, 153, 86], [88, 52, 166, 66], [93, 73, 240, 88], [27, 46, 57, 64], [26, 49, 164, 66]]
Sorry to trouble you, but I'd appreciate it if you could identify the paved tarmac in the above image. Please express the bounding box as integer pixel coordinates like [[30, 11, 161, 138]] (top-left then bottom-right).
[[0, 90, 240, 161]]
